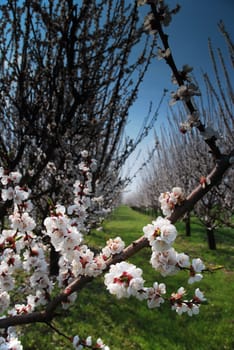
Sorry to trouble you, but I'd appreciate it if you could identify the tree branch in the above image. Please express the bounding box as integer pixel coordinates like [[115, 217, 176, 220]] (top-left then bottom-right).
[[150, 3, 222, 159], [0, 149, 233, 329]]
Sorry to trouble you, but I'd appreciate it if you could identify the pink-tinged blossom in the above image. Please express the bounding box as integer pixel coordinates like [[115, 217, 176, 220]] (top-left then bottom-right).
[[159, 192, 174, 216], [170, 287, 205, 316], [71, 245, 95, 277], [26, 290, 49, 309], [71, 245, 106, 278], [170, 286, 187, 314], [72, 335, 81, 350], [23, 245, 48, 272], [171, 187, 184, 202], [147, 282, 166, 308], [188, 258, 205, 284], [102, 236, 125, 258], [9, 171, 22, 184], [150, 248, 179, 276], [55, 204, 66, 215], [9, 210, 36, 232], [179, 112, 200, 133], [2, 248, 21, 272], [8, 303, 34, 316], [57, 256, 74, 288], [172, 300, 201, 316], [171, 286, 186, 300], [143, 216, 177, 251], [93, 254, 107, 275], [85, 336, 92, 347], [159, 187, 185, 216], [30, 271, 52, 291], [44, 212, 83, 258], [0, 230, 16, 252], [72, 335, 110, 350], [96, 338, 110, 350], [104, 262, 144, 299]]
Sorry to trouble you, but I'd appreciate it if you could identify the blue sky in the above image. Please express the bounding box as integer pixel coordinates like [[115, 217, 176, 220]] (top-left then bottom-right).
[[124, 0, 234, 192]]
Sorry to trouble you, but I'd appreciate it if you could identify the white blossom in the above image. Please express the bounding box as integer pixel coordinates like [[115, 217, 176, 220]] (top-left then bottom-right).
[[104, 262, 144, 299], [143, 217, 177, 251], [147, 282, 166, 308], [150, 248, 179, 276], [102, 236, 125, 258]]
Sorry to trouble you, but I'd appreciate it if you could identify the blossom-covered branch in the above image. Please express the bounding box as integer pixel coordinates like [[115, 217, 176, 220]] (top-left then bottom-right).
[[141, 0, 223, 159]]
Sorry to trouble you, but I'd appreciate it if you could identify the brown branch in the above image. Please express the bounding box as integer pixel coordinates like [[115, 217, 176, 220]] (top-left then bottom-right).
[[150, 3, 222, 159], [169, 151, 234, 223], [0, 2, 233, 332], [0, 150, 233, 329]]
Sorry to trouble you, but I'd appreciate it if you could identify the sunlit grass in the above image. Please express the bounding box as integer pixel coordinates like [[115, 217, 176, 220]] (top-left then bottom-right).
[[21, 206, 234, 350]]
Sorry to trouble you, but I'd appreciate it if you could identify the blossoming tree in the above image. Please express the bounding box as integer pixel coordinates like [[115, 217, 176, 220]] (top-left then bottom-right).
[[0, 0, 160, 228], [0, 1, 233, 349], [136, 23, 233, 246]]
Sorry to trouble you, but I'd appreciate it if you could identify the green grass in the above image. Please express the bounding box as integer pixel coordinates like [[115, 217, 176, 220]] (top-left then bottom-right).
[[21, 206, 234, 350]]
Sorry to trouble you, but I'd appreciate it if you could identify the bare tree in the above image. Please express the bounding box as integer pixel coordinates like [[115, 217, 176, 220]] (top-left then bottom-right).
[[137, 20, 233, 246], [0, 0, 158, 225]]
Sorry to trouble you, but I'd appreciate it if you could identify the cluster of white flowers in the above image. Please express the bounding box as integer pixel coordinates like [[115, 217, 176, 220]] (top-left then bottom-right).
[[152, 189, 205, 283], [102, 237, 125, 258], [0, 158, 208, 349], [179, 111, 201, 134], [104, 185, 206, 316], [73, 335, 109, 350], [43, 157, 126, 303], [0, 153, 123, 348], [0, 167, 51, 319], [142, 0, 180, 35], [143, 216, 177, 251], [170, 84, 201, 106], [104, 262, 145, 299], [169, 62, 201, 106], [104, 261, 168, 306], [159, 187, 185, 217], [171, 64, 193, 85], [157, 47, 170, 60], [143, 214, 205, 284], [170, 287, 206, 316], [0, 327, 23, 350]]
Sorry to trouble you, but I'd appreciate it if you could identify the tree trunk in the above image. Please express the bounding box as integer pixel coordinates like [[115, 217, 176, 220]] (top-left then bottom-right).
[[206, 227, 216, 250], [49, 245, 60, 276], [184, 213, 191, 237]]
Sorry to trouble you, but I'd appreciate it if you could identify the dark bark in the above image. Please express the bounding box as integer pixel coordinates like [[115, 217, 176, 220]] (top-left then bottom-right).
[[184, 213, 191, 237], [206, 227, 217, 250], [49, 245, 60, 276]]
